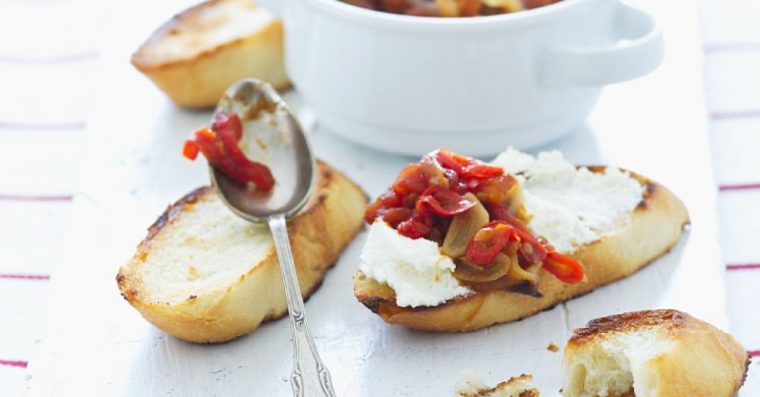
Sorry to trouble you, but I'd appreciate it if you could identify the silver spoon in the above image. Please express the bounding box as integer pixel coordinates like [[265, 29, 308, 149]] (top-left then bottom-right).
[[210, 79, 336, 397]]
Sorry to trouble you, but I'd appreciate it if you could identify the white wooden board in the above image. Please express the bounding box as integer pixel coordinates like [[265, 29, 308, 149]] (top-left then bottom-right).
[[25, 0, 733, 396]]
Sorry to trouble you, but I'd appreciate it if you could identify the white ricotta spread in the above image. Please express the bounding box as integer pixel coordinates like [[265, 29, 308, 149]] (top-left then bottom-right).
[[492, 147, 644, 253], [359, 221, 472, 308]]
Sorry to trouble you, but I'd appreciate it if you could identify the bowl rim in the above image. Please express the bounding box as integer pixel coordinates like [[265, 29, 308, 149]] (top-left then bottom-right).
[[292, 0, 604, 31]]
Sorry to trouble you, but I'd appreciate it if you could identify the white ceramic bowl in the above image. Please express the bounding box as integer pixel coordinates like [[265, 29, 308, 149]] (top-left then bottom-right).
[[283, 0, 663, 156]]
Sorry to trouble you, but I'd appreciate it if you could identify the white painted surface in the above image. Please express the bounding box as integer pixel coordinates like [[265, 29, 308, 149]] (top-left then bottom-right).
[[23, 0, 740, 396]]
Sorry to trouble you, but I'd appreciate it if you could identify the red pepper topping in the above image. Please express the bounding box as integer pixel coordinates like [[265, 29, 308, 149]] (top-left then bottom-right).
[[397, 215, 432, 239], [366, 149, 513, 239], [543, 251, 585, 284], [182, 113, 275, 191], [464, 219, 583, 284], [211, 112, 243, 141], [340, 0, 561, 17], [416, 186, 475, 217], [182, 140, 200, 160], [466, 225, 511, 265], [365, 148, 586, 286]]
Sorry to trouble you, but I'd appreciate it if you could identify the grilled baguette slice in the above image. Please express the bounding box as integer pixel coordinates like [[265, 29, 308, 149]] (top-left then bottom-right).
[[131, 0, 289, 108], [561, 309, 749, 397], [117, 161, 366, 343], [354, 169, 689, 332]]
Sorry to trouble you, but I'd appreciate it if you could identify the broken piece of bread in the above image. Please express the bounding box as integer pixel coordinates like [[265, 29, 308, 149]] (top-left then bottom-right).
[[561, 309, 749, 397], [458, 374, 540, 397]]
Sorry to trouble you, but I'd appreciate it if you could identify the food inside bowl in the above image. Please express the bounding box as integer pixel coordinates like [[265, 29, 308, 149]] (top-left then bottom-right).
[[341, 0, 561, 17]]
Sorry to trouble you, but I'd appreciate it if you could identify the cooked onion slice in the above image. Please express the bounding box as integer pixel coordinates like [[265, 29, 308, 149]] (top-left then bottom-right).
[[506, 260, 540, 291], [453, 253, 512, 283], [442, 193, 489, 258]]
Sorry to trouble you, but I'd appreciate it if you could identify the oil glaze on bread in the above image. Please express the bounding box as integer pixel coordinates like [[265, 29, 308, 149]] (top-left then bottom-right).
[[117, 161, 366, 343]]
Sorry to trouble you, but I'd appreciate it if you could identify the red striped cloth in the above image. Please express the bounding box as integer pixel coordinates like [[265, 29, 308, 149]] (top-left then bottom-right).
[[719, 182, 760, 192], [0, 359, 27, 369], [711, 110, 760, 120], [0, 274, 50, 281], [726, 263, 760, 271], [0, 194, 73, 202], [0, 120, 87, 130]]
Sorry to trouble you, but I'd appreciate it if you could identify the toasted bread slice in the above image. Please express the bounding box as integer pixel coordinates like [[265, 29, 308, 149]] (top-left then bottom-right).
[[458, 374, 540, 397], [353, 169, 689, 332], [131, 0, 289, 108], [117, 161, 367, 343], [561, 309, 749, 397]]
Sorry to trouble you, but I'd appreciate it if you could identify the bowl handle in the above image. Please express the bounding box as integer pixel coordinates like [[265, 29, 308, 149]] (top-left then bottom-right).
[[541, 2, 664, 88]]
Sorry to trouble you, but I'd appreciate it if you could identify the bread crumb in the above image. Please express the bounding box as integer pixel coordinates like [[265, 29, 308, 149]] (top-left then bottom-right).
[[547, 342, 560, 352], [457, 372, 540, 397]]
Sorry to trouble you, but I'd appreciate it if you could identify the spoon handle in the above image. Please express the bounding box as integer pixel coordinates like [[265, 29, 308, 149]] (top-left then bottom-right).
[[268, 214, 337, 397]]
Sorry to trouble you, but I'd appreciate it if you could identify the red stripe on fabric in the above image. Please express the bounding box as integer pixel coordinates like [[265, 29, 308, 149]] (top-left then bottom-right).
[[0, 120, 86, 131], [749, 350, 760, 358], [0, 50, 99, 65], [0, 194, 73, 202], [727, 263, 760, 271], [0, 274, 50, 280], [0, 359, 27, 368], [704, 42, 760, 53], [711, 110, 760, 120], [719, 183, 760, 192]]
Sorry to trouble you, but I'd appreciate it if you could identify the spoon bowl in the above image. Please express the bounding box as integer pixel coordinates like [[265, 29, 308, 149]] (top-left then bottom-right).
[[211, 79, 314, 222]]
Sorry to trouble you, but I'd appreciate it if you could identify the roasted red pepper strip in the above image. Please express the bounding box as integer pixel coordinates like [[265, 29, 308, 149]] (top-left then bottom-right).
[[182, 140, 200, 160], [211, 113, 243, 141], [392, 164, 429, 196], [465, 225, 512, 265], [435, 149, 470, 173], [415, 185, 475, 217], [543, 251, 585, 284], [182, 113, 275, 191], [465, 220, 546, 265], [397, 215, 432, 239], [460, 163, 504, 180], [381, 207, 414, 227]]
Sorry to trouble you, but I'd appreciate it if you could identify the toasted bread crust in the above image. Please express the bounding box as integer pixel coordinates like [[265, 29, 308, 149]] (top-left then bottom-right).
[[569, 309, 688, 344], [564, 310, 749, 397], [117, 161, 367, 343], [353, 169, 690, 332], [131, 0, 289, 108]]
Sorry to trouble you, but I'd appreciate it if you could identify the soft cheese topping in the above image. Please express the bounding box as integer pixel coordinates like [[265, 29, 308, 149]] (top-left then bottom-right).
[[492, 148, 644, 253], [360, 221, 472, 307]]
